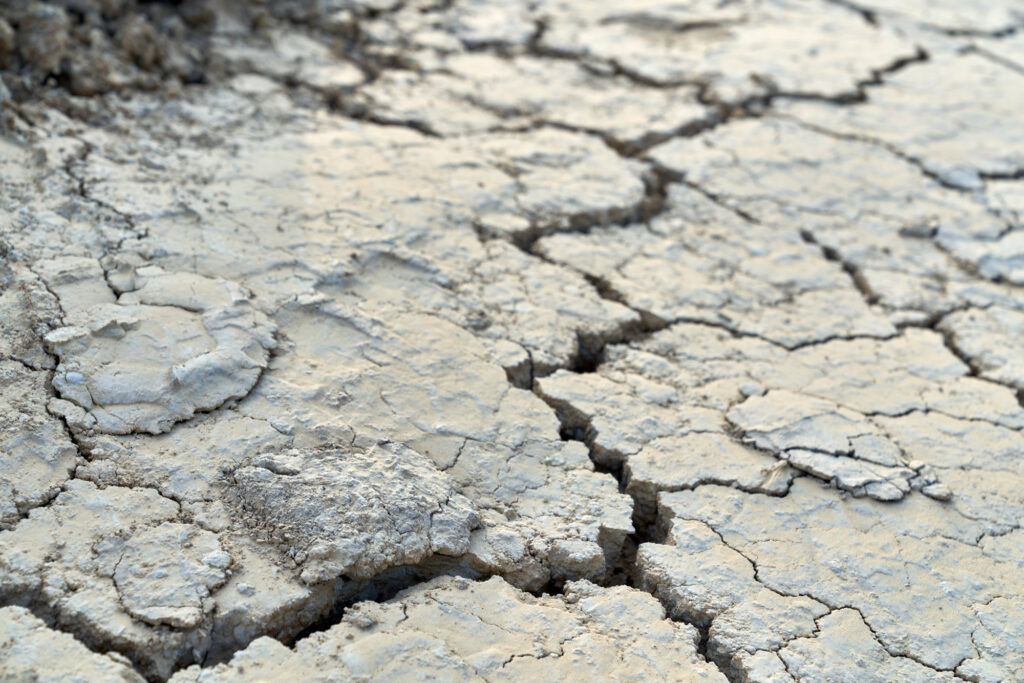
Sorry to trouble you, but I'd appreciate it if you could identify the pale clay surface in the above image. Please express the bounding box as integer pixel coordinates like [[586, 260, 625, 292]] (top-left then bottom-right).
[[0, 0, 1022, 681]]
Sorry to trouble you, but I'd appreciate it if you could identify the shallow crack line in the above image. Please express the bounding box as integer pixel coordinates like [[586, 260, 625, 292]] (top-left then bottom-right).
[[720, 46, 929, 115], [813, 605, 971, 680], [928, 237, 1024, 290], [969, 45, 1024, 77], [537, 112, 723, 159], [783, 115, 996, 195], [59, 140, 147, 254], [657, 515, 965, 678], [526, 19, 706, 92], [326, 100, 443, 138], [517, 249, 665, 374], [829, 0, 1021, 39], [647, 315, 896, 353], [930, 310, 983, 378], [866, 404, 1024, 431], [655, 171, 762, 225]]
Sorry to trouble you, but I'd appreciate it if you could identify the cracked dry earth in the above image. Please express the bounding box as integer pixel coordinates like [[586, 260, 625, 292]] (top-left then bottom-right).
[[2, 1, 1024, 682]]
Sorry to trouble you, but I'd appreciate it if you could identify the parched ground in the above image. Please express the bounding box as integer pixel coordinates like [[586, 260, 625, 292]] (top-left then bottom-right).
[[1, 1, 1023, 681]]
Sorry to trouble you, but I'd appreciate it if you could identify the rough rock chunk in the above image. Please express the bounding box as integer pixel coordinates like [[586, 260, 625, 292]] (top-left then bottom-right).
[[226, 443, 479, 584], [170, 575, 727, 682], [0, 19, 13, 69], [236, 301, 634, 590], [15, 3, 70, 74]]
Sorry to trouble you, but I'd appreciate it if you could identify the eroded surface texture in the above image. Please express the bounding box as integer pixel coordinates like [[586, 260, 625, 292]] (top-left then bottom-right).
[[226, 443, 479, 584], [0, 0, 1022, 681]]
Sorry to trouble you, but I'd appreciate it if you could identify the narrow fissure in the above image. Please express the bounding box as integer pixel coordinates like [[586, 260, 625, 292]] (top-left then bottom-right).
[[799, 229, 879, 304], [282, 565, 487, 648]]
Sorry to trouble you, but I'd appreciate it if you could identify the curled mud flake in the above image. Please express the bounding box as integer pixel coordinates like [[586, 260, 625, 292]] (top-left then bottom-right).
[[726, 389, 950, 501], [44, 267, 276, 435]]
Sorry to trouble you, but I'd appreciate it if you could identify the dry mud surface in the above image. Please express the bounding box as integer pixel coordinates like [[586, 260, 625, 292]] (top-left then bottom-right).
[[1, 1, 1024, 681]]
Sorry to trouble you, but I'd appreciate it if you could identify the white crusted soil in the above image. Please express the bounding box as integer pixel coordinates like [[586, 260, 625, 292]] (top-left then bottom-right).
[[1, 1, 1023, 681]]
